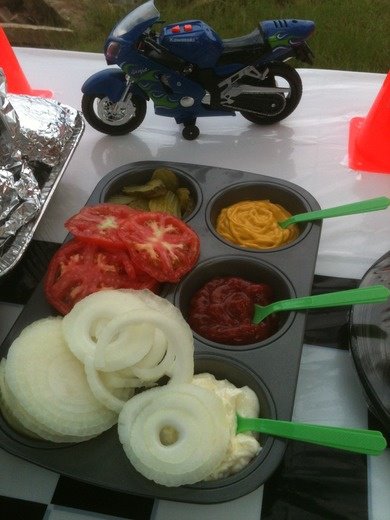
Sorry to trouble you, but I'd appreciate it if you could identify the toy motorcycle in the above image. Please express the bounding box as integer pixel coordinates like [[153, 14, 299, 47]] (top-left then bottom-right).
[[81, 0, 315, 140]]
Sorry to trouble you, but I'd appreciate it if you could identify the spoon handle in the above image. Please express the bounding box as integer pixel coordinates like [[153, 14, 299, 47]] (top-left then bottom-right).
[[266, 285, 389, 314], [236, 416, 387, 455], [279, 196, 390, 228]]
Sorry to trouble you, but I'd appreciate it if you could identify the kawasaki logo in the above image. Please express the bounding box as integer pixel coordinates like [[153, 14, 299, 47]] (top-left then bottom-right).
[[122, 64, 149, 76], [131, 67, 148, 75], [169, 37, 196, 42]]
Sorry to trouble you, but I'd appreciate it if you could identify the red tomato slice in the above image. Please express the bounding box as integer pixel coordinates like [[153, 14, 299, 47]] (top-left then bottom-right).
[[44, 238, 159, 314], [118, 212, 200, 283], [64, 204, 139, 249]]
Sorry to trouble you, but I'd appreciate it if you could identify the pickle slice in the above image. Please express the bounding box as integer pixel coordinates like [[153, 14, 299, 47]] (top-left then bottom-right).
[[176, 188, 190, 213], [106, 194, 138, 205], [107, 194, 150, 211], [107, 168, 195, 219], [151, 168, 179, 192], [125, 198, 150, 211], [176, 187, 195, 217], [122, 179, 167, 198], [148, 192, 181, 217]]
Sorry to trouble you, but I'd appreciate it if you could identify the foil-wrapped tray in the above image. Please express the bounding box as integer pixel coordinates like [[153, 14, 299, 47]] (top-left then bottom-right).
[[0, 72, 84, 277]]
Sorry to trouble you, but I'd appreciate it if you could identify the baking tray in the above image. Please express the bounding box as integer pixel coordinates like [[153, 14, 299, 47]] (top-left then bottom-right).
[[0, 161, 322, 504], [349, 251, 390, 434], [0, 111, 85, 278]]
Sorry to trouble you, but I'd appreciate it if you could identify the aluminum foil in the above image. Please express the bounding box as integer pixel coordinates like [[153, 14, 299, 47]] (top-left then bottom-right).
[[0, 70, 84, 277]]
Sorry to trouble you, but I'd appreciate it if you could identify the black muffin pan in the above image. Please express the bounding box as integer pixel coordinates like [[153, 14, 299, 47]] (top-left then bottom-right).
[[0, 161, 322, 504]]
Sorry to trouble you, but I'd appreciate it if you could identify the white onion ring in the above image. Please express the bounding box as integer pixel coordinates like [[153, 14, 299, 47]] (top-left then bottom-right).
[[0, 359, 41, 439], [62, 290, 149, 364], [93, 308, 194, 385], [94, 317, 154, 372], [5, 317, 118, 438], [99, 369, 137, 389], [131, 330, 175, 382], [1, 360, 95, 443], [130, 348, 175, 382], [133, 329, 167, 369], [62, 289, 192, 387], [118, 384, 230, 486], [84, 355, 134, 413]]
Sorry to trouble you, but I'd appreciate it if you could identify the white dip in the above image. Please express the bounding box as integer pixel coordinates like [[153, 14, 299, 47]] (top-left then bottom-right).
[[192, 372, 261, 480]]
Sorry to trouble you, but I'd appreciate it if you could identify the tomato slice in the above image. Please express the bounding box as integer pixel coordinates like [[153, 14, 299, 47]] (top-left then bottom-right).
[[44, 238, 159, 314], [65, 204, 139, 249], [118, 212, 200, 283]]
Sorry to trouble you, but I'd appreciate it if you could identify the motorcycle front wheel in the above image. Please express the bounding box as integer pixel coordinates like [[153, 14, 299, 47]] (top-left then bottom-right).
[[239, 62, 302, 125], [81, 93, 147, 135]]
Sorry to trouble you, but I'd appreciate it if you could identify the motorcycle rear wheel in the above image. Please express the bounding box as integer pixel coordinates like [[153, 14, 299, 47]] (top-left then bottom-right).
[[81, 93, 146, 135], [239, 62, 302, 125]]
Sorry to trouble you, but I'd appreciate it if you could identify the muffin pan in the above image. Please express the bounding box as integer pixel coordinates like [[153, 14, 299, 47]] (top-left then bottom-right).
[[0, 161, 322, 503]]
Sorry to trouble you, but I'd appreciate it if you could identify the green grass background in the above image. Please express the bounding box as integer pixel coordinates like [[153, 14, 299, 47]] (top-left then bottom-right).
[[64, 0, 389, 73]]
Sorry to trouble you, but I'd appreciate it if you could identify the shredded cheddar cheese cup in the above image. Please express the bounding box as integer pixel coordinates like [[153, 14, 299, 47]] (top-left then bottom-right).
[[216, 200, 299, 249]]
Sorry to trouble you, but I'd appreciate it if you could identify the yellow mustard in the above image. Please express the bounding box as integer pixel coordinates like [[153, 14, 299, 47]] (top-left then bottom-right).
[[216, 199, 299, 249]]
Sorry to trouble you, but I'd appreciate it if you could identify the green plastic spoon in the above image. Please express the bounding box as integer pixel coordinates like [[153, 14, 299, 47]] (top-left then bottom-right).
[[236, 415, 387, 455], [278, 196, 390, 229], [252, 284, 390, 324]]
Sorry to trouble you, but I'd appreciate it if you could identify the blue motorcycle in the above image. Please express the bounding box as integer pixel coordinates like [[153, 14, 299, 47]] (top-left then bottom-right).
[[81, 0, 315, 140]]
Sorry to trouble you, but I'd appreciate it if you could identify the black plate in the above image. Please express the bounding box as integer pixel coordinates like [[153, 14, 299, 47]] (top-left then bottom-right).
[[349, 251, 390, 433], [0, 161, 322, 503]]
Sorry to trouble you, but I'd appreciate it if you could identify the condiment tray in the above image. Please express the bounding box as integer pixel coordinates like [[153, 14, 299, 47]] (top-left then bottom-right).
[[0, 161, 322, 503]]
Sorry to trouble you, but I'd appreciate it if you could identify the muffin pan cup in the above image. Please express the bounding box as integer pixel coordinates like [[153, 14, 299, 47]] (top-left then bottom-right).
[[0, 161, 322, 503]]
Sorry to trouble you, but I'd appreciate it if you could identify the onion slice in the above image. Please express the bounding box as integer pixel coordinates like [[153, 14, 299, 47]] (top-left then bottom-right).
[[98, 368, 139, 389], [118, 384, 230, 486], [84, 355, 134, 413], [94, 317, 154, 372], [1, 358, 97, 443], [132, 329, 167, 370], [0, 359, 40, 439], [131, 345, 175, 382], [62, 289, 150, 364], [62, 289, 191, 385], [4, 317, 118, 438], [93, 308, 194, 385]]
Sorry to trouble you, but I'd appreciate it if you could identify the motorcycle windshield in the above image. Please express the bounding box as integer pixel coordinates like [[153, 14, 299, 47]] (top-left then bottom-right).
[[112, 0, 160, 38]]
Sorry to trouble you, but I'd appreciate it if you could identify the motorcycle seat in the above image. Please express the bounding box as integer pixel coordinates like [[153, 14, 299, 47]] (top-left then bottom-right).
[[218, 26, 270, 66]]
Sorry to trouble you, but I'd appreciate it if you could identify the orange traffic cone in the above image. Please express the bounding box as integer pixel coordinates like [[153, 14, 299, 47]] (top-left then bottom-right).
[[348, 71, 390, 174], [0, 26, 52, 98]]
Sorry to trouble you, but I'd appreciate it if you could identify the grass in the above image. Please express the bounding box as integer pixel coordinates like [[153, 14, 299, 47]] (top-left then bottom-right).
[[60, 0, 389, 73]]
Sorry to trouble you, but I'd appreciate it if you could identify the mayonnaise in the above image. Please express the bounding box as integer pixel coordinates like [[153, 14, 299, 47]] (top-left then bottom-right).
[[192, 373, 261, 480]]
